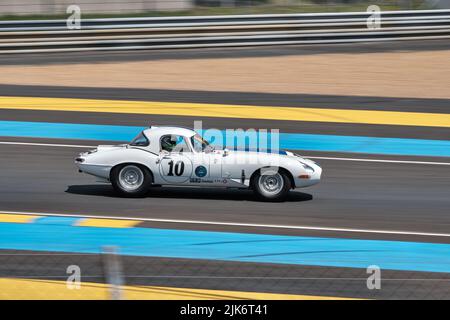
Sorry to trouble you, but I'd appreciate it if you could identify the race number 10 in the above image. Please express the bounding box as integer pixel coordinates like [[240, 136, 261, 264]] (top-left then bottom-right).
[[167, 160, 185, 176]]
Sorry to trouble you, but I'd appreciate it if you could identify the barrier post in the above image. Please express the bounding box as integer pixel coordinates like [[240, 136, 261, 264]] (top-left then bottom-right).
[[102, 246, 124, 300]]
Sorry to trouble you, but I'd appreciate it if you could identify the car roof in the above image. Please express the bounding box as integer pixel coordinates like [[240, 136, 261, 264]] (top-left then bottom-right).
[[142, 126, 197, 138]]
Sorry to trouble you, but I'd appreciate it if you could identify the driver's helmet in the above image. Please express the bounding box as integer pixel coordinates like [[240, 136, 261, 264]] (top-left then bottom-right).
[[161, 135, 177, 152]]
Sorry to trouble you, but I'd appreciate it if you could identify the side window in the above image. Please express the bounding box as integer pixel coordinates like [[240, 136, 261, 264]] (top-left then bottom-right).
[[130, 132, 149, 147], [160, 135, 190, 153]]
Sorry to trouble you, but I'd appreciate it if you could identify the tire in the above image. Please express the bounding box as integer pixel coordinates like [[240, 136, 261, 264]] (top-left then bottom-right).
[[111, 164, 153, 197], [251, 169, 291, 202]]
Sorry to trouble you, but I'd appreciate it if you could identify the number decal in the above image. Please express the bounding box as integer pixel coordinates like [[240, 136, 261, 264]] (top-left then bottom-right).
[[167, 160, 184, 176], [167, 161, 174, 176], [175, 161, 185, 176]]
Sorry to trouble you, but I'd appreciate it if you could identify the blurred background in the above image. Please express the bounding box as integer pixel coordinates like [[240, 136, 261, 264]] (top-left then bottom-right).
[[0, 0, 448, 17], [0, 0, 449, 302]]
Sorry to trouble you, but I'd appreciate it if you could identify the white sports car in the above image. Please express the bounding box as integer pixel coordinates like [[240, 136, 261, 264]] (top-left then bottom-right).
[[75, 126, 322, 201]]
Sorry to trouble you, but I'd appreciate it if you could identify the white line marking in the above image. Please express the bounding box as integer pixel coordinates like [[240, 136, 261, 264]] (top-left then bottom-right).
[[1, 140, 450, 165], [306, 156, 450, 166], [1, 210, 450, 238], [0, 141, 94, 148]]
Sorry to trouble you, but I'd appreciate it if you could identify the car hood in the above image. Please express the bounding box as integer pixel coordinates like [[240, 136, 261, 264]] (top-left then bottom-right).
[[214, 148, 311, 163]]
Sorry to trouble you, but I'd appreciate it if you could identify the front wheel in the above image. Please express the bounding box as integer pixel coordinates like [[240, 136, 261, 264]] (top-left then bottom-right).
[[251, 170, 291, 202], [111, 164, 152, 197]]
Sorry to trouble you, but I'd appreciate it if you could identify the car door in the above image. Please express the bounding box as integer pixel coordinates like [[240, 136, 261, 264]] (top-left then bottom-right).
[[187, 134, 221, 186], [187, 151, 213, 184], [158, 135, 193, 184]]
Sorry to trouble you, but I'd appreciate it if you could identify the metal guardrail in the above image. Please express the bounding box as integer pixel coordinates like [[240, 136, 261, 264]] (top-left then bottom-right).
[[0, 9, 449, 53]]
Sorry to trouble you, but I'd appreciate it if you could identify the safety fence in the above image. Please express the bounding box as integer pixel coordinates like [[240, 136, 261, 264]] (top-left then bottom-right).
[[0, 9, 449, 53]]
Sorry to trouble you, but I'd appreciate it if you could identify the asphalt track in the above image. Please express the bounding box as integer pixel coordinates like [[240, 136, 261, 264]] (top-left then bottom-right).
[[0, 42, 449, 299], [1, 141, 450, 239], [1, 86, 450, 141], [0, 88, 448, 236], [0, 39, 448, 65]]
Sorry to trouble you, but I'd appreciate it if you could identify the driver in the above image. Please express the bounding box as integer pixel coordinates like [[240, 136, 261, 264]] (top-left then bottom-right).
[[161, 135, 178, 152]]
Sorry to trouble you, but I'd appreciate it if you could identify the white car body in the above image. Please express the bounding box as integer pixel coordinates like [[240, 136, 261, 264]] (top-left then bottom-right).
[[75, 126, 322, 199]]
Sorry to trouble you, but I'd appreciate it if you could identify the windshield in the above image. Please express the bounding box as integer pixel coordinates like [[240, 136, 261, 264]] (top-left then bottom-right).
[[129, 131, 149, 147], [190, 134, 212, 152]]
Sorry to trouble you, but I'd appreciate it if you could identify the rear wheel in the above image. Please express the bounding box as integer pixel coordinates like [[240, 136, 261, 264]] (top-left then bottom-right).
[[251, 170, 291, 202], [111, 164, 152, 197]]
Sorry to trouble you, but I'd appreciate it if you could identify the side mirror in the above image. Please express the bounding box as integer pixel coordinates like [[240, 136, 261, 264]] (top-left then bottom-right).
[[223, 148, 229, 157]]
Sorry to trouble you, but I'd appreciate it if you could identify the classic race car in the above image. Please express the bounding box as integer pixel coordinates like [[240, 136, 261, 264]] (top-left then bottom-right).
[[75, 126, 322, 201]]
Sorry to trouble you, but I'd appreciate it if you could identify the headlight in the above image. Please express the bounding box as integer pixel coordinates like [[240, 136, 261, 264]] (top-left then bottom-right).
[[300, 162, 315, 173]]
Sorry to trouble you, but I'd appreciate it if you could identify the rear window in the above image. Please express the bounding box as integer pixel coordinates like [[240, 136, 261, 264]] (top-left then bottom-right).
[[129, 131, 149, 147]]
